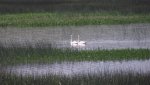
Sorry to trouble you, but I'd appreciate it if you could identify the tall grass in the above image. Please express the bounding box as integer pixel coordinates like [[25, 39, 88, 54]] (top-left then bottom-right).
[[0, 44, 150, 65], [0, 72, 150, 85], [0, 12, 150, 27]]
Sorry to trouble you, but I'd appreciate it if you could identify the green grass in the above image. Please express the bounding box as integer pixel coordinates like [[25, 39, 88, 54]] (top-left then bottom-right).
[[0, 45, 150, 65], [0, 12, 150, 27], [0, 0, 149, 27]]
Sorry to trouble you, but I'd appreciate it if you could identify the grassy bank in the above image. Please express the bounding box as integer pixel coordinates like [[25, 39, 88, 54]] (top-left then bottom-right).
[[0, 12, 150, 27], [0, 45, 150, 65], [0, 72, 150, 85]]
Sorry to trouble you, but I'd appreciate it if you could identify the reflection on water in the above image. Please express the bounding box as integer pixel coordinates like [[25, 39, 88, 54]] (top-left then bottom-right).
[[4, 59, 150, 77], [0, 24, 150, 49]]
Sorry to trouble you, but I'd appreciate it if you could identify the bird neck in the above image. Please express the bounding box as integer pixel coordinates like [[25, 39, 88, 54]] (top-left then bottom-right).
[[78, 35, 80, 42]]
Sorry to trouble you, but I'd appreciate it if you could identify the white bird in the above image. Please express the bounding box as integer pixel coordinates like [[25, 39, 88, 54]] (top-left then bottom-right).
[[77, 35, 86, 45], [70, 35, 86, 47], [70, 35, 78, 45]]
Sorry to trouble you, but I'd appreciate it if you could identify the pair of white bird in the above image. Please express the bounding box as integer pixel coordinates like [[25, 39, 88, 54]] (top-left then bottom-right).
[[70, 35, 86, 46]]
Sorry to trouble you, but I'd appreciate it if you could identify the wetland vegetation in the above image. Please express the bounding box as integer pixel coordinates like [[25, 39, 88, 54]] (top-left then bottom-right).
[[0, 45, 150, 65], [0, 0, 150, 27], [0, 45, 150, 85], [0, 0, 150, 85], [0, 12, 150, 27]]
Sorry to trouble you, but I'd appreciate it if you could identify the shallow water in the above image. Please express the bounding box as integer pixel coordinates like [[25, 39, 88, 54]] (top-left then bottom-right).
[[0, 24, 150, 49], [4, 59, 150, 77]]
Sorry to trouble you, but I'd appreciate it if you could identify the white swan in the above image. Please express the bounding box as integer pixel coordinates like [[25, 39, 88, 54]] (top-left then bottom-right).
[[77, 35, 86, 45], [70, 35, 78, 45], [70, 35, 86, 47]]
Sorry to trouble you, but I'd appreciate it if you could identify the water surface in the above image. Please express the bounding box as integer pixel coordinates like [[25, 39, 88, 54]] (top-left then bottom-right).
[[0, 24, 150, 49], [4, 59, 150, 77]]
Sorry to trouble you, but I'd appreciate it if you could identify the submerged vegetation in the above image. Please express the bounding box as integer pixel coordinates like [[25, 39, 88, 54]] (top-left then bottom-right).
[[0, 45, 150, 65]]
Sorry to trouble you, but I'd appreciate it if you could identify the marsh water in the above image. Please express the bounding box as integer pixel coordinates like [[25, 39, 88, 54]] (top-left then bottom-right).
[[0, 23, 150, 49], [0, 24, 150, 80], [3, 59, 150, 77]]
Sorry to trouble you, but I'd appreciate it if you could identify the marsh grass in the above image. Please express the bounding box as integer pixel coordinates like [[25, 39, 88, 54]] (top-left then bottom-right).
[[0, 0, 150, 27], [0, 44, 150, 65], [0, 72, 150, 85], [0, 12, 150, 27]]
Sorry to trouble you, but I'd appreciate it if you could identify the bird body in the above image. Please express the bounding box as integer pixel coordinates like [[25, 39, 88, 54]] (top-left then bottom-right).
[[78, 41, 86, 44], [71, 41, 78, 45]]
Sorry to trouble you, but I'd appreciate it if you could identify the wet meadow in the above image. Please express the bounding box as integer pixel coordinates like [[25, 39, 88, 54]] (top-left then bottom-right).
[[0, 0, 150, 85]]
